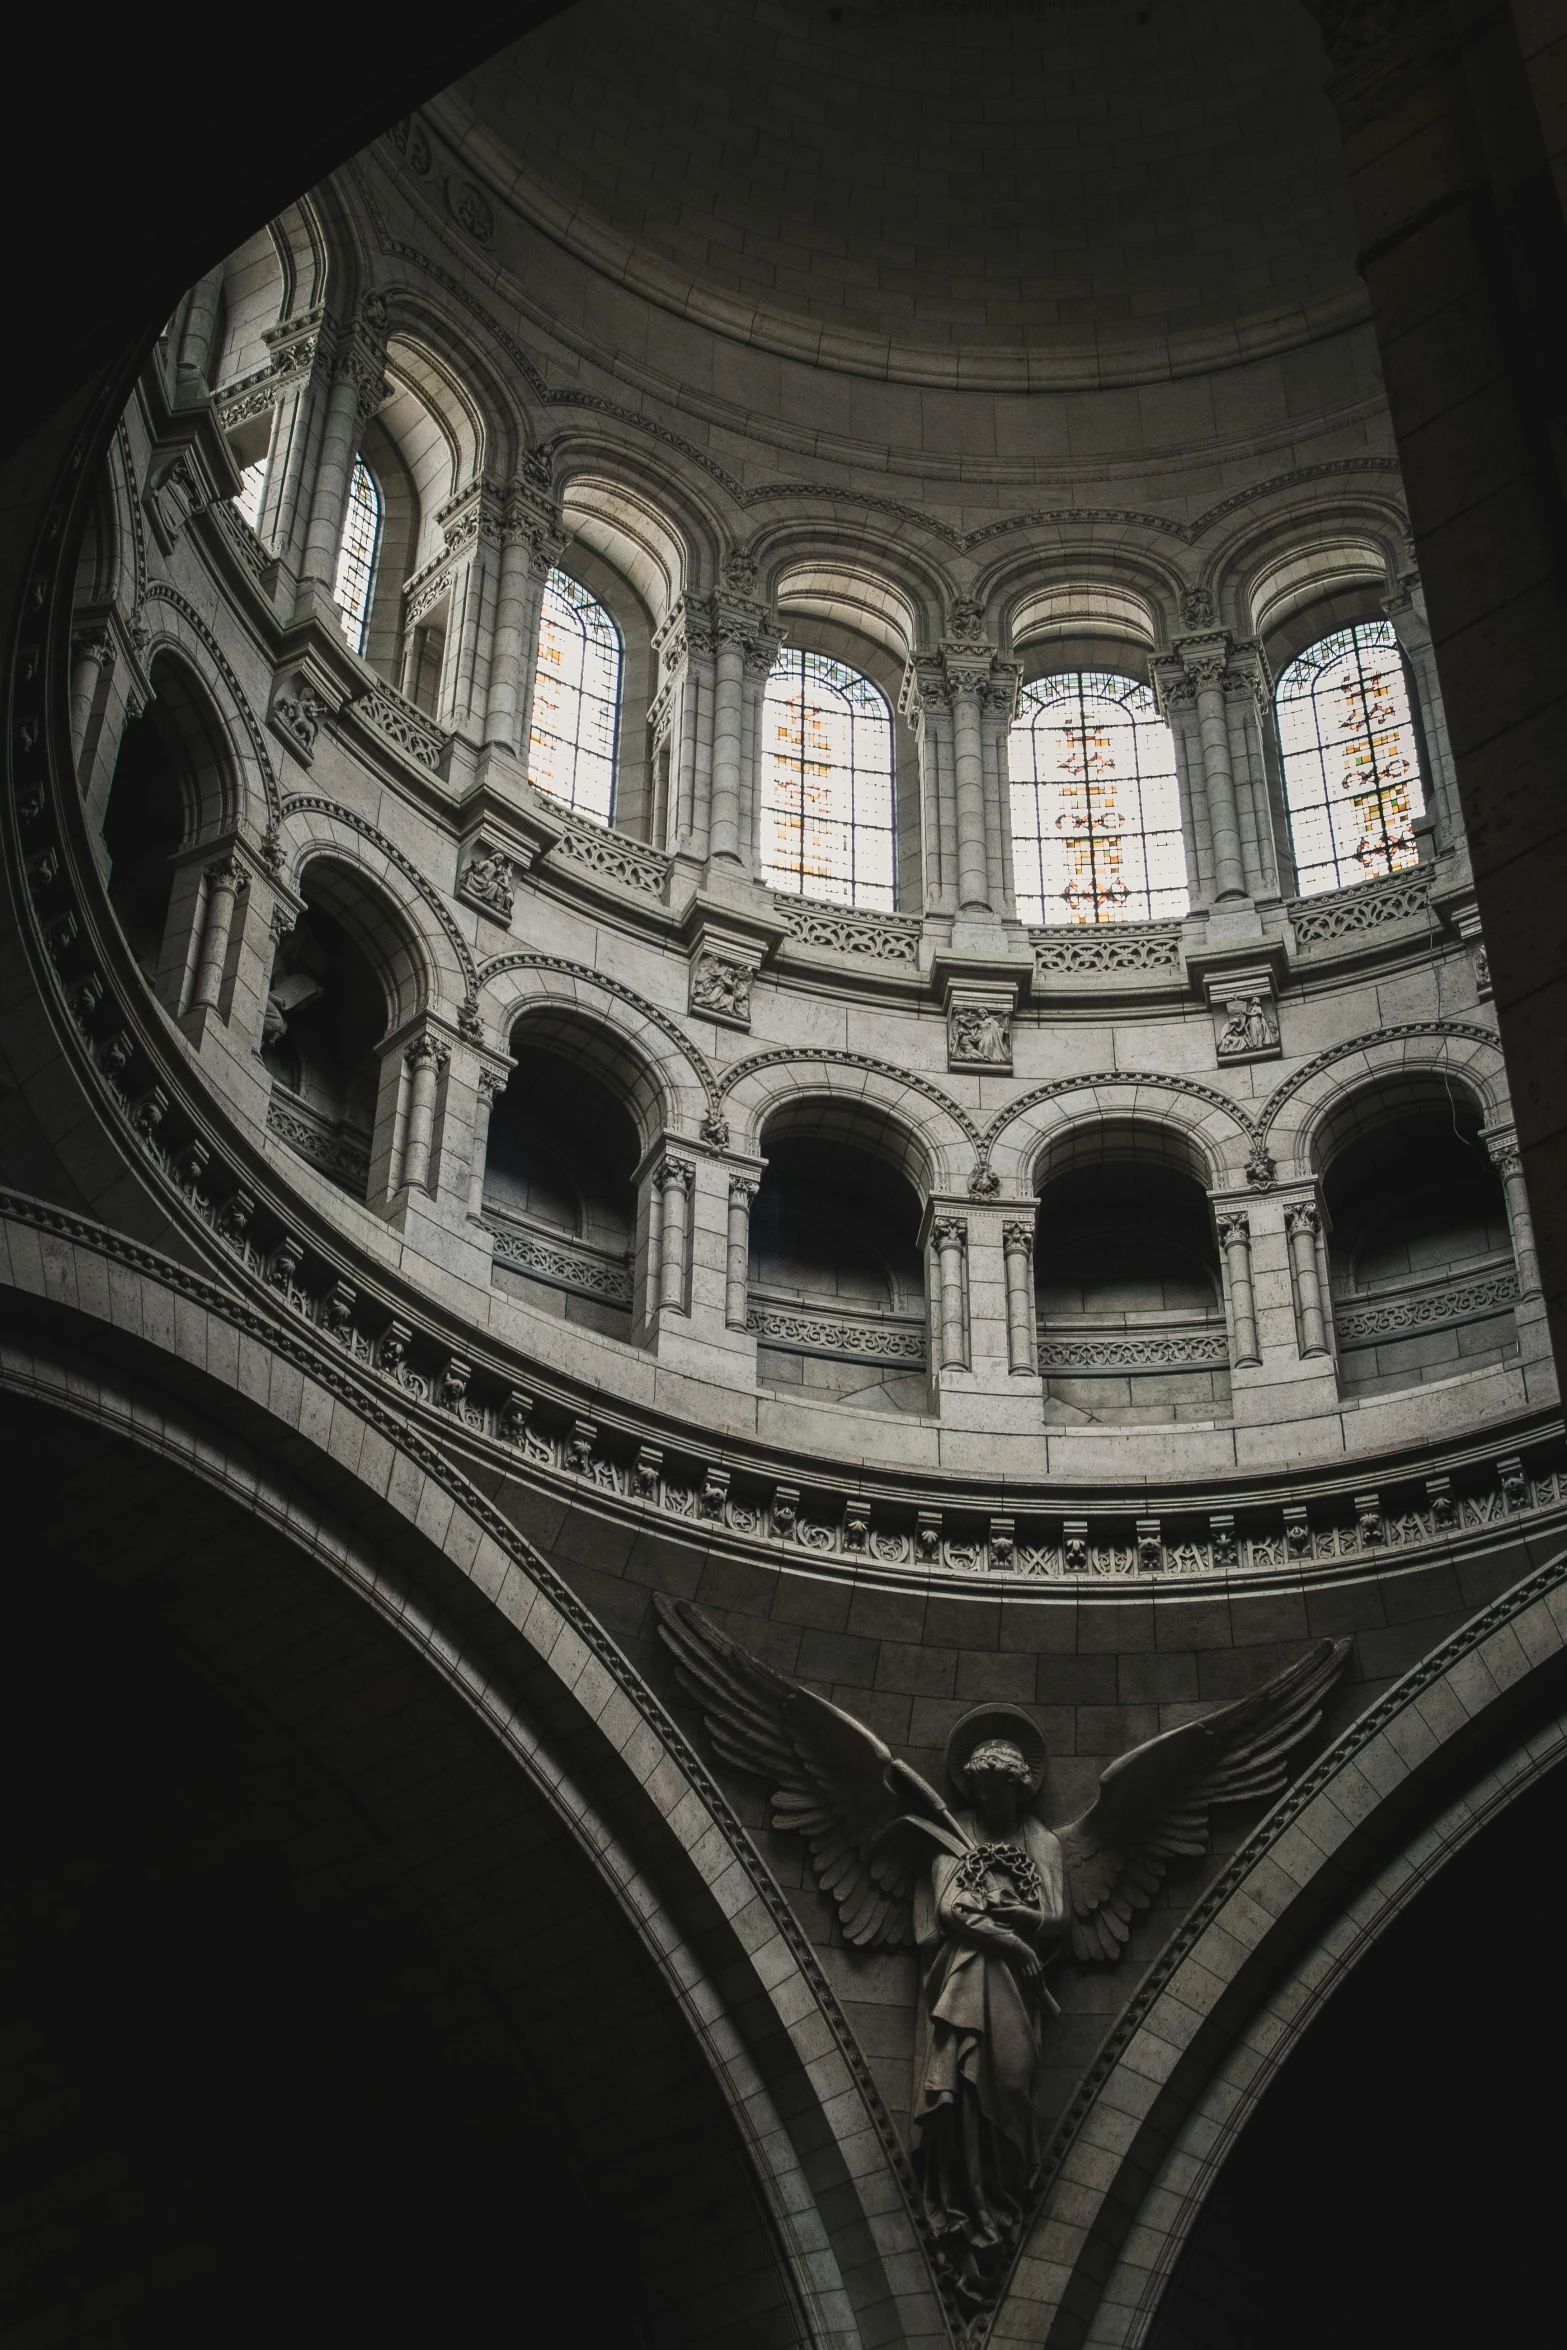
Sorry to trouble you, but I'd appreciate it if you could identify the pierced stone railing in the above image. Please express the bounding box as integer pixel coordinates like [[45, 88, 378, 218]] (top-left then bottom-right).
[[1289, 869, 1434, 945], [486, 1210, 634, 1306], [770, 893, 923, 965], [349, 678, 445, 773], [748, 1294, 927, 1363], [548, 806, 669, 897], [1333, 1259, 1519, 1350], [211, 500, 270, 580], [1038, 1315, 1229, 1374], [1031, 921, 1184, 975], [265, 1091, 370, 1197]]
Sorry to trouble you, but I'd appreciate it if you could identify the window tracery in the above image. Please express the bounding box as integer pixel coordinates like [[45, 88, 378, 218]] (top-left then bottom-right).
[[1008, 671, 1187, 925], [1275, 619, 1426, 896], [333, 455, 383, 657], [760, 649, 896, 910], [528, 568, 621, 827]]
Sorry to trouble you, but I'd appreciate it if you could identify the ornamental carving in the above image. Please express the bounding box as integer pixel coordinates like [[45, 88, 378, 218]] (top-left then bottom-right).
[[689, 949, 753, 1028], [268, 674, 333, 763], [1032, 924, 1182, 976], [770, 895, 921, 964], [948, 1000, 1012, 1070], [1290, 872, 1433, 943], [458, 842, 516, 922], [660, 1598, 1348, 2314], [446, 177, 494, 242], [1215, 994, 1279, 1059]]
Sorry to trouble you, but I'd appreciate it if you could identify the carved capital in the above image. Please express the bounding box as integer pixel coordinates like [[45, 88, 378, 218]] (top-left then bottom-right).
[[1002, 1219, 1034, 1257], [728, 1174, 759, 1205], [404, 1035, 450, 1079], [1216, 1210, 1251, 1249], [932, 1216, 967, 1253], [655, 1154, 695, 1196], [1285, 1202, 1321, 1241]]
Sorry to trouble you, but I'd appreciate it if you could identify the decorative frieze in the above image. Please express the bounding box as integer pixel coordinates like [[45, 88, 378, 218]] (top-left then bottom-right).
[[349, 678, 444, 772], [771, 894, 922, 964], [1290, 871, 1433, 944], [487, 1216, 634, 1306], [1333, 1264, 1519, 1346], [551, 810, 668, 896], [747, 1301, 927, 1363], [1032, 923, 1183, 975], [1037, 1327, 1230, 1372]]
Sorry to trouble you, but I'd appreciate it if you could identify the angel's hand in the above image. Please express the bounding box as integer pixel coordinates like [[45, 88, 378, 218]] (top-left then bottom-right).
[[990, 1900, 1045, 1933]]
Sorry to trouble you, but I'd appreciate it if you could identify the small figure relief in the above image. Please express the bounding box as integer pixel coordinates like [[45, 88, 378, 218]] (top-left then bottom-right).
[[658, 1597, 1349, 2317], [1215, 993, 1279, 1059], [689, 950, 752, 1027], [949, 1002, 1011, 1068], [458, 843, 515, 923]]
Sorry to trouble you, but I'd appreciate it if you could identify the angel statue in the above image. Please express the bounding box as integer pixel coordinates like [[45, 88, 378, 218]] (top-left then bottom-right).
[[656, 1596, 1349, 2310]]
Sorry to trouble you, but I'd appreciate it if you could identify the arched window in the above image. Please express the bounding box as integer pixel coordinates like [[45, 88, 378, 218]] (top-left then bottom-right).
[[1009, 671, 1187, 925], [528, 569, 621, 826], [760, 649, 896, 909], [333, 456, 383, 657], [1275, 619, 1426, 897]]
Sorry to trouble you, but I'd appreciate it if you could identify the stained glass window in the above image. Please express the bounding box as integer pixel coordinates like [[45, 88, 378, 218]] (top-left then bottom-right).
[[761, 649, 896, 910], [1009, 671, 1187, 925], [1275, 620, 1425, 896], [333, 456, 382, 657], [235, 458, 267, 532], [528, 569, 621, 827]]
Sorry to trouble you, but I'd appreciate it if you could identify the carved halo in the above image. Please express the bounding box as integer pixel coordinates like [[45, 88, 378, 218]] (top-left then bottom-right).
[[945, 1702, 1047, 1801]]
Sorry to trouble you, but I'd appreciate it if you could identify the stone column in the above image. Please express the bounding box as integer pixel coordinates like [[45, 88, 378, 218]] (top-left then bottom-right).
[[1217, 1209, 1262, 1368], [400, 1034, 449, 1195], [899, 659, 957, 916], [741, 632, 782, 871], [1488, 1131, 1543, 1297], [933, 1216, 969, 1371], [468, 1065, 506, 1220], [300, 296, 388, 594], [726, 1175, 757, 1329], [981, 669, 1021, 919], [709, 620, 748, 867], [188, 857, 246, 1016], [1383, 573, 1464, 859], [949, 669, 992, 914], [1187, 641, 1248, 902], [655, 1154, 694, 1317], [1285, 1202, 1330, 1358], [177, 266, 225, 387], [486, 480, 563, 760], [69, 625, 114, 765], [1002, 1218, 1036, 1374]]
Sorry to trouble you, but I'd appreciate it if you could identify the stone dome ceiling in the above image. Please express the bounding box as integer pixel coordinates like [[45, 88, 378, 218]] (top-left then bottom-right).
[[441, 0, 1364, 390]]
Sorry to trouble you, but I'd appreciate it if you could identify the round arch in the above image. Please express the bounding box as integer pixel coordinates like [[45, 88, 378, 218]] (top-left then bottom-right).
[[481, 954, 717, 1150], [0, 1202, 947, 2350], [1259, 1025, 1508, 1184], [994, 1545, 1567, 2349], [720, 1049, 979, 1193], [985, 1075, 1256, 1198]]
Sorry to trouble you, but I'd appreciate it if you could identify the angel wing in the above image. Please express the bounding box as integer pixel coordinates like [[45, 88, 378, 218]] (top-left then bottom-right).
[[1057, 1637, 1352, 1962], [655, 1594, 972, 1947]]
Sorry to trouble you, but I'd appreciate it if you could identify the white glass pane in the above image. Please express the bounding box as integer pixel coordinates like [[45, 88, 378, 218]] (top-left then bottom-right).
[[1275, 619, 1426, 898], [333, 457, 382, 656], [528, 569, 621, 827], [1008, 670, 1187, 925], [761, 650, 896, 910]]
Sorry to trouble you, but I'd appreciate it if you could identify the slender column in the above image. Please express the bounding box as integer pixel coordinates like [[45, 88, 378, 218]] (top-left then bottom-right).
[[189, 858, 246, 1015], [1217, 1210, 1261, 1368], [301, 298, 388, 592], [401, 1036, 448, 1195], [177, 266, 225, 386], [1188, 646, 1247, 902], [1002, 1219, 1036, 1374], [1488, 1136, 1543, 1297], [950, 675, 991, 913], [469, 1067, 505, 1220], [69, 626, 114, 763], [741, 635, 780, 870], [709, 625, 747, 865], [656, 1156, 695, 1316], [934, 1217, 969, 1371], [1285, 1203, 1329, 1358], [726, 1176, 757, 1329], [487, 485, 562, 756]]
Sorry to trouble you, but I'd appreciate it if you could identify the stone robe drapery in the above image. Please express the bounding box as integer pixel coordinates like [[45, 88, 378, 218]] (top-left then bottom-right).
[[911, 1812, 1067, 2291]]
